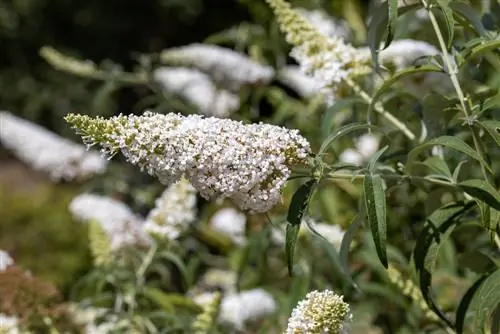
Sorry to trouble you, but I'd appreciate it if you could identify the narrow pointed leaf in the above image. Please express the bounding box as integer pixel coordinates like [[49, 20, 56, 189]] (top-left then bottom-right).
[[435, 0, 455, 49], [456, 275, 488, 334], [285, 223, 300, 276], [363, 174, 388, 268], [318, 123, 375, 156], [450, 2, 489, 37], [458, 179, 500, 211], [287, 180, 317, 226], [466, 268, 500, 333], [477, 120, 500, 147]]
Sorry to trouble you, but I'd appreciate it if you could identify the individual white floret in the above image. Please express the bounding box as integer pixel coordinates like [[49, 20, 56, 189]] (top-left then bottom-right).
[[144, 178, 197, 240], [339, 133, 380, 166], [0, 314, 20, 334], [0, 112, 107, 182], [66, 111, 310, 213], [278, 66, 321, 98], [297, 8, 350, 40], [219, 288, 277, 330], [153, 67, 240, 118], [286, 290, 351, 334], [160, 44, 275, 90], [209, 207, 247, 246], [0, 250, 14, 272], [69, 193, 150, 250]]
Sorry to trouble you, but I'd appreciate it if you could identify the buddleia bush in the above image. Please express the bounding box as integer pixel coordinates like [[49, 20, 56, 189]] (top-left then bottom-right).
[[1, 0, 500, 333]]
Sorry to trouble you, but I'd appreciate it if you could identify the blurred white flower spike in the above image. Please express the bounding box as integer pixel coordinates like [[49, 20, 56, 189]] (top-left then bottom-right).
[[0, 314, 20, 334], [286, 289, 352, 334], [160, 43, 275, 90], [297, 8, 350, 40], [378, 39, 440, 70], [153, 67, 240, 118], [144, 178, 197, 240], [65, 111, 310, 212], [0, 111, 107, 182], [0, 250, 14, 272], [339, 133, 380, 166], [69, 193, 151, 250], [209, 207, 247, 246], [278, 65, 321, 99]]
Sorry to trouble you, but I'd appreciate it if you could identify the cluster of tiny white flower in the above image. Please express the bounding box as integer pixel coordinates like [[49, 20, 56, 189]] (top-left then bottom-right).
[[144, 178, 197, 240], [297, 8, 350, 40], [66, 111, 310, 212], [160, 43, 275, 90], [193, 289, 277, 330], [378, 39, 440, 70], [0, 250, 14, 272], [278, 65, 321, 98], [69, 193, 151, 250], [153, 67, 240, 118], [209, 207, 247, 246], [286, 290, 352, 334], [0, 313, 19, 334], [339, 133, 380, 166], [266, 0, 369, 105], [0, 112, 107, 182]]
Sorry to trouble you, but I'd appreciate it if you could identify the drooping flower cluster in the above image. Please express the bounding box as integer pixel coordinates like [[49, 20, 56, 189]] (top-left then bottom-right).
[[0, 112, 107, 182], [153, 67, 240, 118], [286, 290, 352, 334], [193, 289, 277, 330], [69, 193, 151, 250], [0, 313, 19, 334], [144, 178, 197, 240], [0, 250, 13, 272], [209, 207, 247, 246], [339, 133, 380, 166], [65, 111, 310, 212], [297, 8, 350, 40], [278, 66, 321, 98], [266, 0, 369, 104], [160, 43, 275, 90]]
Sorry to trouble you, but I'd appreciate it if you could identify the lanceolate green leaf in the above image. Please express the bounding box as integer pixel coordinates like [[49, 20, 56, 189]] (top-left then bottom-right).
[[285, 223, 300, 276], [363, 174, 388, 268], [387, 0, 398, 49], [318, 123, 376, 156], [435, 0, 455, 49], [367, 2, 389, 70], [450, 2, 489, 37], [477, 120, 500, 147], [456, 275, 488, 334], [458, 179, 500, 211], [406, 136, 492, 173], [413, 202, 474, 326], [418, 156, 453, 179], [367, 65, 442, 120], [466, 268, 500, 333], [287, 180, 317, 226], [462, 39, 500, 60]]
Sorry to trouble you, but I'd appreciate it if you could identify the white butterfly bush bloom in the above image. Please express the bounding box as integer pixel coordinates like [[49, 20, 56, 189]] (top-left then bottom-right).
[[0, 112, 107, 182], [278, 66, 321, 98], [0, 250, 14, 272], [267, 0, 370, 105], [297, 8, 350, 40], [339, 133, 380, 166], [69, 193, 151, 250], [286, 290, 352, 334], [65, 111, 310, 213], [153, 67, 240, 118], [209, 207, 247, 246], [218, 288, 277, 330], [0, 314, 20, 334], [144, 178, 197, 240], [378, 39, 440, 70], [160, 44, 275, 90]]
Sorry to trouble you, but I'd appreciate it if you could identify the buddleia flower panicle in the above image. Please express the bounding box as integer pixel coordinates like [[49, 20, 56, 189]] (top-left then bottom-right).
[[160, 43, 275, 91], [278, 65, 321, 99], [266, 0, 370, 104], [191, 291, 222, 334], [144, 178, 197, 240], [69, 193, 151, 250], [65, 111, 310, 212], [0, 250, 14, 272], [0, 112, 107, 182], [286, 290, 352, 334], [297, 8, 350, 40], [153, 67, 240, 118]]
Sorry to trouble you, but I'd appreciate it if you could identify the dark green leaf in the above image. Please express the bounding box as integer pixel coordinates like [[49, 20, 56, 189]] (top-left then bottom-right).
[[387, 0, 398, 49], [367, 2, 389, 70], [458, 179, 500, 211], [367, 146, 389, 173], [413, 202, 474, 327], [467, 268, 500, 332], [462, 39, 500, 60], [285, 223, 300, 276], [450, 2, 489, 37], [406, 136, 492, 173], [363, 174, 388, 268], [477, 120, 500, 147], [456, 275, 488, 334], [458, 250, 496, 274], [368, 65, 442, 121], [434, 0, 455, 49], [287, 180, 317, 226]]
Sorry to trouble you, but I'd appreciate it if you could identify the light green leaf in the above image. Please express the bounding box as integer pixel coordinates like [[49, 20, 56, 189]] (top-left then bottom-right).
[[318, 123, 375, 156], [450, 2, 489, 37], [458, 179, 500, 211], [435, 0, 455, 49], [418, 156, 453, 179], [363, 174, 388, 268], [285, 223, 300, 276], [466, 268, 500, 333], [477, 120, 500, 147]]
